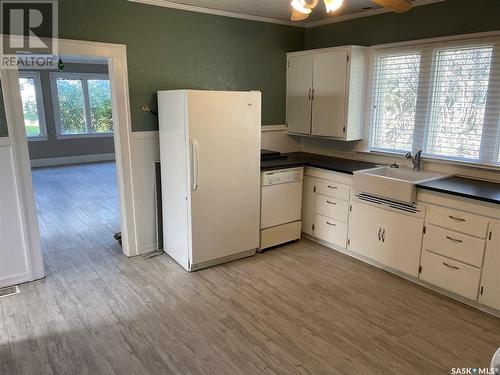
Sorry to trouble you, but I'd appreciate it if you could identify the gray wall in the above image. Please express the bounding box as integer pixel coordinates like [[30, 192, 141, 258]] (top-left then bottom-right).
[[26, 62, 115, 160]]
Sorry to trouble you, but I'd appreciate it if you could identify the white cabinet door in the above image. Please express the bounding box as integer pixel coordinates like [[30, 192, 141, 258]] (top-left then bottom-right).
[[479, 223, 500, 310], [349, 201, 423, 277], [349, 201, 384, 260], [301, 176, 316, 235], [382, 208, 424, 277], [287, 54, 313, 134], [311, 50, 348, 138]]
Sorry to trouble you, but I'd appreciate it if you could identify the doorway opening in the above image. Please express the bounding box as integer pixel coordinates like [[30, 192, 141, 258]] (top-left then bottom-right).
[[19, 55, 122, 258]]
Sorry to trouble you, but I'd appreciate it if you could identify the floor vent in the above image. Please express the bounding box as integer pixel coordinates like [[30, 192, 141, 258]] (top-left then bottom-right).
[[0, 285, 20, 299]]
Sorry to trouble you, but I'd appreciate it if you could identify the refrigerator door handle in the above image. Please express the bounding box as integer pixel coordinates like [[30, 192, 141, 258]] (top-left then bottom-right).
[[191, 138, 199, 191]]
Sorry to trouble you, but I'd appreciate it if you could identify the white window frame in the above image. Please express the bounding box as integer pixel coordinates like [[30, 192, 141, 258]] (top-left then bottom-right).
[[19, 71, 48, 141], [366, 31, 500, 169], [50, 72, 113, 139]]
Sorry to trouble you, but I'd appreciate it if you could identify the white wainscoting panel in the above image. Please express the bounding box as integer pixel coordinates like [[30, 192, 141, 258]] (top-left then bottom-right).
[[0, 139, 30, 287], [129, 131, 160, 255]]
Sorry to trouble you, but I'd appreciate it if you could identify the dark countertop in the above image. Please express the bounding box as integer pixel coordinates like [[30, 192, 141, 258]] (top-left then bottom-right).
[[261, 152, 500, 205], [261, 152, 376, 175], [417, 176, 500, 205]]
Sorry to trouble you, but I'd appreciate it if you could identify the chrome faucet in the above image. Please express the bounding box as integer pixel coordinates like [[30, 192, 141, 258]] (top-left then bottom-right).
[[405, 150, 423, 171]]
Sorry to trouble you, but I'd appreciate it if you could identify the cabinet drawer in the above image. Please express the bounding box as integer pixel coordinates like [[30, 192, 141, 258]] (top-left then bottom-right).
[[315, 194, 349, 223], [420, 250, 481, 300], [316, 179, 350, 201], [423, 225, 486, 267], [314, 214, 347, 249], [426, 206, 488, 238]]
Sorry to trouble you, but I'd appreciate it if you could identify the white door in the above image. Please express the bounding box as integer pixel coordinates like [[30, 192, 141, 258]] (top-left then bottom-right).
[[287, 54, 313, 134], [301, 176, 316, 235], [479, 223, 500, 310], [187, 91, 261, 266], [349, 201, 423, 277], [381, 208, 424, 277], [349, 201, 384, 260], [311, 50, 348, 138]]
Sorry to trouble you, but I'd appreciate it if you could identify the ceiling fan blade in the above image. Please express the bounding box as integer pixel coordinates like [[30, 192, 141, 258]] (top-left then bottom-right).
[[291, 8, 310, 21], [371, 0, 413, 13]]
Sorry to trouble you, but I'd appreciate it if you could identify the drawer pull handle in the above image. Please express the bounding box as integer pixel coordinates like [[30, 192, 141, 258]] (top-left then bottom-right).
[[446, 236, 463, 244], [326, 200, 337, 205], [381, 229, 385, 243], [443, 262, 460, 270], [326, 222, 336, 227], [327, 185, 338, 190], [448, 215, 466, 223], [378, 228, 382, 241]]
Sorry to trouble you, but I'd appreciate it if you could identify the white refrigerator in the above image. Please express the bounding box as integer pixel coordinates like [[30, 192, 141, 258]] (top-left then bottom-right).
[[158, 90, 261, 271]]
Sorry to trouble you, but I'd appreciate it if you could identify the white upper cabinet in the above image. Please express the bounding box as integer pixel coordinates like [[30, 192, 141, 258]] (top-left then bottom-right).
[[287, 54, 313, 135], [479, 222, 500, 311], [286, 46, 367, 141]]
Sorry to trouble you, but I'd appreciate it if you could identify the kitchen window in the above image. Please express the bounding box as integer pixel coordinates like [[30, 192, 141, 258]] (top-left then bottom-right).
[[19, 72, 47, 140], [51, 73, 113, 138], [368, 35, 500, 167]]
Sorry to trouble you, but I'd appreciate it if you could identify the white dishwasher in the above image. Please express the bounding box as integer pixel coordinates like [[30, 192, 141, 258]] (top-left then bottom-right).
[[260, 167, 303, 251]]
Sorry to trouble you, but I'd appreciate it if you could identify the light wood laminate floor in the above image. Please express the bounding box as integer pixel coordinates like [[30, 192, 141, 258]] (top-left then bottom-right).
[[1, 162, 499, 374]]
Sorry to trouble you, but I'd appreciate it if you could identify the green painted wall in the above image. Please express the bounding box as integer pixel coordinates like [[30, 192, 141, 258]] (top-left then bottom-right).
[[58, 0, 303, 132], [305, 0, 500, 49]]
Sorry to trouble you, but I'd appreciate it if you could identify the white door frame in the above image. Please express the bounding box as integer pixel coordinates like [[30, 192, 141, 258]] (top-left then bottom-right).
[[4, 36, 140, 274]]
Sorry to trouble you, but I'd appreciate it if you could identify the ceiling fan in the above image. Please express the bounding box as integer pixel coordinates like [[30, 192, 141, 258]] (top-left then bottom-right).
[[290, 0, 413, 21]]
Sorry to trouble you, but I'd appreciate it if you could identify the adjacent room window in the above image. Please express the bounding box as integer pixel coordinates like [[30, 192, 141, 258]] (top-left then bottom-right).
[[51, 73, 113, 137], [369, 37, 500, 166], [19, 72, 47, 139]]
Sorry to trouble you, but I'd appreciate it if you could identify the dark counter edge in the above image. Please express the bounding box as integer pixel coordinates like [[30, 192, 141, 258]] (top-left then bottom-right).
[[416, 183, 500, 205], [260, 152, 376, 175], [261, 152, 500, 206]]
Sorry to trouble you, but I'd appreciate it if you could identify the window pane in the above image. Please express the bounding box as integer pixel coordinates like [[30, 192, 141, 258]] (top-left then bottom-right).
[[88, 79, 112, 133], [56, 78, 86, 134], [371, 53, 421, 152], [425, 46, 493, 160], [19, 77, 41, 137]]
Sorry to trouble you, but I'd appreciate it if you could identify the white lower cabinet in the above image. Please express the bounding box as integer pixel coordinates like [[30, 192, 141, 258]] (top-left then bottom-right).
[[349, 201, 424, 277], [420, 250, 481, 300], [478, 223, 500, 311]]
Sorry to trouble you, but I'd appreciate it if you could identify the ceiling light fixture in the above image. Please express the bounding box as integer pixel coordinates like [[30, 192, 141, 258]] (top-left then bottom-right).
[[324, 0, 344, 13], [290, 0, 413, 21]]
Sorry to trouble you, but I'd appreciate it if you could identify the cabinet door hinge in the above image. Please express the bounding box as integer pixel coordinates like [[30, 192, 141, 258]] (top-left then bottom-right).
[[488, 231, 492, 240], [349, 204, 352, 212], [313, 186, 316, 193], [480, 286, 484, 295], [287, 61, 290, 68], [343, 126, 346, 133], [347, 238, 351, 246], [423, 225, 426, 234], [418, 265, 422, 274], [312, 224, 315, 231], [347, 55, 350, 63]]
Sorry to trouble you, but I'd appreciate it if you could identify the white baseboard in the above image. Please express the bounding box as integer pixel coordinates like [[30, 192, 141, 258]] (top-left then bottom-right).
[[0, 272, 30, 289], [137, 242, 158, 256], [31, 153, 116, 168]]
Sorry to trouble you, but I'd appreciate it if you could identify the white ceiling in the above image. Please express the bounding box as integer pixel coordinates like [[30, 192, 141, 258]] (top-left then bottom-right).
[[130, 0, 444, 26]]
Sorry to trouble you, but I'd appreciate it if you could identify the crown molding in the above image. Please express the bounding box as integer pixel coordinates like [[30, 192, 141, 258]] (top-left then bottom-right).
[[127, 0, 306, 28], [127, 0, 445, 29]]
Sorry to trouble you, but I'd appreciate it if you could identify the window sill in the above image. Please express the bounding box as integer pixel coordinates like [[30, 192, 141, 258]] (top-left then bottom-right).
[[56, 133, 114, 140], [357, 149, 500, 172], [27, 135, 48, 142]]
